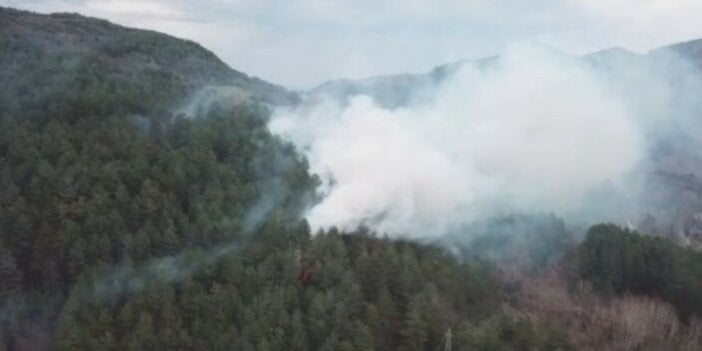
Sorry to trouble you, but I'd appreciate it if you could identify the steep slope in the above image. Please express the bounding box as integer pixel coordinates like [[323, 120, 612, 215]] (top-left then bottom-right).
[[0, 6, 298, 121]]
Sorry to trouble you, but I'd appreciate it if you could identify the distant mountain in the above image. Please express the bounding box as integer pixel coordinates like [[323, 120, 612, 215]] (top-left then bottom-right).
[[0, 6, 298, 120], [653, 38, 702, 69], [308, 57, 494, 109], [309, 41, 702, 109], [582, 47, 642, 66], [309, 74, 437, 109]]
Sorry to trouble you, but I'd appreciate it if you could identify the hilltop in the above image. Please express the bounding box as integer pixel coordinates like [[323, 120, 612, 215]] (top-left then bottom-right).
[[0, 6, 298, 122]]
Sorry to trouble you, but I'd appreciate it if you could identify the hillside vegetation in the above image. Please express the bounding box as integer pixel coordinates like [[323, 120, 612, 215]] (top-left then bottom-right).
[[2, 6, 702, 351], [578, 224, 702, 319], [0, 6, 298, 123], [0, 7, 574, 351]]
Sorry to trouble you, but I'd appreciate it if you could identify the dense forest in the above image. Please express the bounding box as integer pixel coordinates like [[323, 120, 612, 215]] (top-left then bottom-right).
[[2, 6, 702, 351], [0, 82, 571, 349], [0, 58, 571, 350], [578, 224, 702, 319]]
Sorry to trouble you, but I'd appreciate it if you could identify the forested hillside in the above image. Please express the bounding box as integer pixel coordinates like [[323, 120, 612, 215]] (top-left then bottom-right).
[[0, 7, 574, 350], [56, 230, 575, 350], [0, 6, 298, 123], [2, 6, 702, 351], [0, 101, 570, 350]]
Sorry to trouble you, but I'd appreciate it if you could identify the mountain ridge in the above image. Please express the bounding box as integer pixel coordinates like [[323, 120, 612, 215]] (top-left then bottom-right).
[[0, 6, 298, 120], [309, 42, 702, 108]]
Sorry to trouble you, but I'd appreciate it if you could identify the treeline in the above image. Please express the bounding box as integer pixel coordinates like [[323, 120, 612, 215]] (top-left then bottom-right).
[[57, 228, 571, 351], [577, 224, 702, 319]]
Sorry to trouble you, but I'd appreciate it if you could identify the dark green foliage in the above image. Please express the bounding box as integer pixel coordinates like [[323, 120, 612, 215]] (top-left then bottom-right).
[[0, 99, 318, 349], [0, 103, 316, 292], [0, 6, 297, 122], [578, 223, 702, 318], [55, 229, 568, 351], [0, 246, 21, 298]]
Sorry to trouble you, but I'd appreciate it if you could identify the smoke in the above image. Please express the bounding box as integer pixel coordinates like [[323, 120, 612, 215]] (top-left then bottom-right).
[[269, 43, 702, 238], [69, 182, 292, 305], [70, 125, 311, 302], [81, 241, 243, 303]]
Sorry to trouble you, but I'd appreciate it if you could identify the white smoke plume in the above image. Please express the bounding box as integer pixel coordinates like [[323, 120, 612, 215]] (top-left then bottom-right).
[[269, 43, 700, 238]]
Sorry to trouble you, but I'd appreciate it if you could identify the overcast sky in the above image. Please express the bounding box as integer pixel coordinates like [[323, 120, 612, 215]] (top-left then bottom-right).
[[3, 0, 702, 88]]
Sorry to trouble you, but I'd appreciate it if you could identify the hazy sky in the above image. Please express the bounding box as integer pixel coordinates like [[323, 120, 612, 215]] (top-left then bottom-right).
[[3, 0, 702, 88]]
